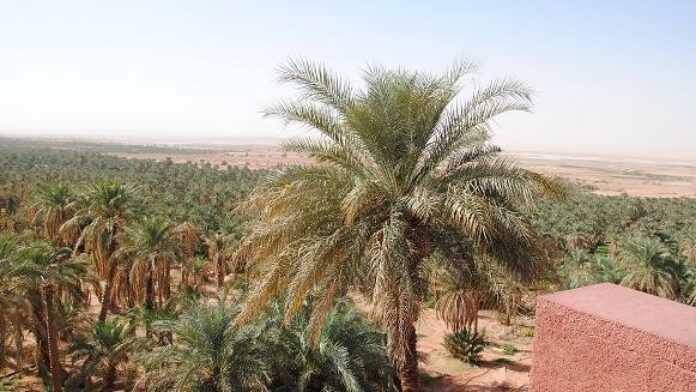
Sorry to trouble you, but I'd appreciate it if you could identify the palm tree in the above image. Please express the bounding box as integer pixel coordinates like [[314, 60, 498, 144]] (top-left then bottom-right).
[[429, 261, 486, 334], [60, 181, 136, 322], [29, 183, 76, 244], [0, 234, 19, 371], [619, 236, 680, 299], [175, 222, 201, 292], [233, 59, 560, 391], [681, 234, 696, 265], [70, 318, 137, 391], [136, 300, 267, 392], [205, 232, 236, 290], [11, 241, 86, 386], [115, 216, 179, 311], [262, 300, 396, 391], [42, 283, 63, 392]]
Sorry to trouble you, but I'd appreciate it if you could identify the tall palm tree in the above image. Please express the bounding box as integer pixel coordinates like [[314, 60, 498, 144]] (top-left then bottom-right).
[[175, 222, 201, 292], [42, 283, 63, 392], [619, 236, 680, 299], [60, 181, 136, 321], [205, 232, 237, 290], [233, 59, 560, 391], [136, 300, 268, 392], [29, 183, 76, 244], [11, 241, 86, 386], [0, 234, 19, 371], [115, 216, 179, 311]]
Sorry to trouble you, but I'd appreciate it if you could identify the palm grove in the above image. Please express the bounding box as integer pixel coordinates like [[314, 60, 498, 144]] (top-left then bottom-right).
[[0, 59, 695, 392]]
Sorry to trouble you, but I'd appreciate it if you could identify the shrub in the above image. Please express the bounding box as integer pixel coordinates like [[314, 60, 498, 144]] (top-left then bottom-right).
[[443, 329, 489, 365]]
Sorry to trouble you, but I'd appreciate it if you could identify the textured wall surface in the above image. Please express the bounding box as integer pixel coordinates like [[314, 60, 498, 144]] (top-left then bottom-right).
[[530, 283, 696, 392]]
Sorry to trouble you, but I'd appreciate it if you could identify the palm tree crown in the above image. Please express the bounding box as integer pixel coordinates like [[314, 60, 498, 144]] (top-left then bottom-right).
[[30, 183, 76, 243], [115, 216, 179, 309], [619, 236, 680, 299], [137, 301, 268, 392]]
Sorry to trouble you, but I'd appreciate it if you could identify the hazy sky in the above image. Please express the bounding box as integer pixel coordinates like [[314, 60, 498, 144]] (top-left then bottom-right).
[[1, 1, 695, 157]]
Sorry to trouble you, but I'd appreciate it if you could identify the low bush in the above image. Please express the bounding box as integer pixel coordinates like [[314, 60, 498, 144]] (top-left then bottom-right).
[[443, 329, 489, 365]]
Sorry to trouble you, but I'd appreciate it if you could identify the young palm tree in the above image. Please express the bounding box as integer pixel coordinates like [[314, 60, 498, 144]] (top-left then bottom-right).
[[115, 216, 179, 310], [136, 301, 267, 392], [60, 181, 136, 321], [262, 301, 396, 392], [234, 59, 560, 391], [70, 318, 137, 391], [429, 261, 486, 334], [29, 183, 76, 243], [619, 236, 680, 299]]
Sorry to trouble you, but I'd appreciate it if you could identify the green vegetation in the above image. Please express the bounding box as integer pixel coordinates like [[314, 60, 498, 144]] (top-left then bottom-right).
[[0, 60, 695, 392], [443, 329, 489, 366], [531, 188, 696, 303], [233, 59, 560, 391]]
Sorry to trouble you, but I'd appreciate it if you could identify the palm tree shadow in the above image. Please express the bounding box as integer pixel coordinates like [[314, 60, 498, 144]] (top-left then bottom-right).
[[479, 358, 531, 373], [464, 385, 529, 392]]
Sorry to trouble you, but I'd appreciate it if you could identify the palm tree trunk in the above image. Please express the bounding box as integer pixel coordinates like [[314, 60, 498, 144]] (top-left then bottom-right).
[[30, 295, 52, 380], [0, 315, 7, 371], [101, 362, 117, 392], [180, 266, 189, 291], [42, 284, 64, 392], [145, 265, 155, 310], [399, 321, 420, 392], [13, 321, 23, 371], [216, 254, 225, 290], [123, 271, 134, 308], [163, 259, 171, 301], [98, 260, 118, 322]]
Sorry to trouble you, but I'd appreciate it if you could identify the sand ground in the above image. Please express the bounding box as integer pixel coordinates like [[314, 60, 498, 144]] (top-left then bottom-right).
[[417, 309, 532, 392]]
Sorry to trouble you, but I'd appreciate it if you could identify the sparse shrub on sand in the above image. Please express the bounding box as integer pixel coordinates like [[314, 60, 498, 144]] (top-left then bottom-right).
[[444, 329, 489, 366]]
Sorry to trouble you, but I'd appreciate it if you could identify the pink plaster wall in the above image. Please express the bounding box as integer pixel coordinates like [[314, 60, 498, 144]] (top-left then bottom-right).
[[530, 283, 696, 392]]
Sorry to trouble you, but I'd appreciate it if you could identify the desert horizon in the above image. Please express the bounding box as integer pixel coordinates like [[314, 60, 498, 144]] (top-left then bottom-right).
[[3, 130, 695, 162], [6, 134, 694, 199]]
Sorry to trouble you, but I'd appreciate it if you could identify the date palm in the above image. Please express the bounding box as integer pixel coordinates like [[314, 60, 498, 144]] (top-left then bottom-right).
[[205, 231, 238, 290], [0, 234, 19, 371], [70, 318, 137, 391], [60, 181, 136, 321], [234, 59, 560, 391], [681, 233, 696, 265], [619, 236, 680, 299], [29, 183, 76, 243], [10, 241, 86, 386], [262, 300, 396, 392], [115, 216, 179, 310], [175, 222, 202, 292], [136, 300, 268, 392]]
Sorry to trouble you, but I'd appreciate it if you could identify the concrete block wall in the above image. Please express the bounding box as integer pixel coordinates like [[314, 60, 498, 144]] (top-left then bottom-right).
[[530, 283, 696, 391]]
